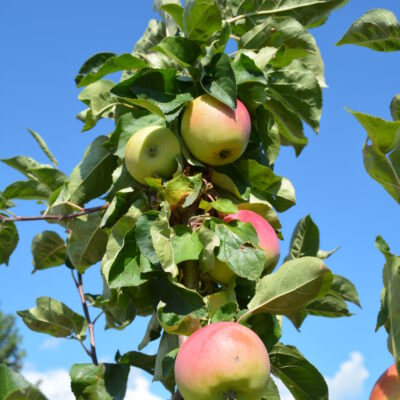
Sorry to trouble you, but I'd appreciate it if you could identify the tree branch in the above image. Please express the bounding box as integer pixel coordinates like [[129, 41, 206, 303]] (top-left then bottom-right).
[[71, 270, 99, 365], [0, 204, 108, 224]]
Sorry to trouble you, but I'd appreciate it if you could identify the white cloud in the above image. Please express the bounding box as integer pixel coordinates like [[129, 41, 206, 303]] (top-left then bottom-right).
[[39, 337, 62, 350], [22, 367, 162, 400], [23, 368, 73, 400], [326, 352, 369, 400], [275, 352, 369, 400]]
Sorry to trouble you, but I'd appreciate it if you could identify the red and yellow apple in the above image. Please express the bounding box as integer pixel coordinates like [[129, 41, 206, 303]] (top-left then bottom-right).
[[370, 364, 400, 400], [175, 322, 270, 400], [124, 125, 181, 184], [209, 210, 280, 286], [181, 94, 251, 166]]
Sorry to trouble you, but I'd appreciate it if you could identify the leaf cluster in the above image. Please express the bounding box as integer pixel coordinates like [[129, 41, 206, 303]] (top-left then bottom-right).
[[0, 1, 360, 399]]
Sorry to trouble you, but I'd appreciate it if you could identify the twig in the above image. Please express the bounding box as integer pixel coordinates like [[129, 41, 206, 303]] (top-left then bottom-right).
[[93, 311, 104, 326], [0, 204, 108, 224], [71, 270, 99, 365]]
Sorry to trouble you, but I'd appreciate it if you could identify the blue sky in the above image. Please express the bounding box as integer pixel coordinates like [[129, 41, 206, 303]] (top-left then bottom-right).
[[1, 1, 400, 399]]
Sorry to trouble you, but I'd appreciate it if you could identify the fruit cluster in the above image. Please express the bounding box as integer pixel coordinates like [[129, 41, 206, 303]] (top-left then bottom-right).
[[125, 95, 277, 399]]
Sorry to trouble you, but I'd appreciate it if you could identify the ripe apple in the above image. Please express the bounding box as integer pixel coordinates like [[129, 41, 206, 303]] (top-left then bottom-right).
[[124, 125, 181, 184], [175, 322, 270, 400], [370, 364, 400, 400], [181, 94, 251, 166], [208, 210, 280, 286]]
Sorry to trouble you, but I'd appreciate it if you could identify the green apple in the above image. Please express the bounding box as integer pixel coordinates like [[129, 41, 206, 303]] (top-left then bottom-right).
[[124, 125, 181, 184], [175, 321, 270, 400], [181, 94, 251, 166]]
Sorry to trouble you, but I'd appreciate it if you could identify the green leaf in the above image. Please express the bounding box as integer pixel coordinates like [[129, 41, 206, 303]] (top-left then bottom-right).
[[391, 94, 400, 121], [3, 181, 51, 201], [26, 129, 58, 168], [239, 16, 326, 87], [157, 281, 207, 335], [161, 3, 184, 30], [70, 363, 129, 400], [76, 53, 147, 87], [238, 194, 281, 232], [150, 209, 178, 277], [363, 142, 400, 204], [235, 0, 348, 30], [172, 225, 203, 265], [101, 205, 144, 282], [67, 213, 108, 273], [106, 227, 151, 289], [348, 109, 400, 154], [152, 37, 201, 67], [264, 99, 307, 156], [138, 312, 162, 351], [331, 274, 361, 307], [101, 189, 147, 229], [0, 220, 18, 266], [17, 297, 87, 339], [262, 376, 280, 400], [245, 313, 281, 351], [220, 159, 296, 212], [163, 175, 195, 208], [0, 364, 47, 400], [215, 221, 266, 281], [130, 19, 177, 71], [92, 286, 137, 331], [269, 343, 328, 400], [31, 231, 66, 272], [248, 257, 333, 316], [267, 60, 322, 132], [337, 9, 400, 51], [116, 350, 156, 375], [78, 80, 116, 131], [154, 332, 179, 393], [68, 136, 118, 206], [183, 0, 223, 44], [1, 156, 45, 180], [232, 53, 267, 86], [376, 237, 400, 371], [210, 198, 239, 214], [201, 53, 237, 109], [254, 106, 281, 164], [285, 215, 319, 261], [111, 68, 193, 115]]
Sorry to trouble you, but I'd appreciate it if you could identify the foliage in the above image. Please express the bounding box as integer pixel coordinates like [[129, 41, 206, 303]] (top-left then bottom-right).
[[339, 6, 400, 377], [0, 309, 25, 372], [0, 1, 360, 399]]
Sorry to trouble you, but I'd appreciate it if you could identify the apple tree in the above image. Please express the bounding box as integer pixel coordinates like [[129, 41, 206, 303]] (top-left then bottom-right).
[[338, 7, 400, 398], [0, 1, 361, 399]]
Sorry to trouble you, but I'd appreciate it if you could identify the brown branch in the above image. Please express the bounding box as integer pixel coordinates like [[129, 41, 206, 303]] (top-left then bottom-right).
[[0, 204, 108, 224], [72, 270, 99, 365]]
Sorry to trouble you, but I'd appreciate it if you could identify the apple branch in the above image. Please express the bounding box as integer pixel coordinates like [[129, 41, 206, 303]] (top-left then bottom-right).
[[71, 270, 99, 365], [0, 204, 109, 223]]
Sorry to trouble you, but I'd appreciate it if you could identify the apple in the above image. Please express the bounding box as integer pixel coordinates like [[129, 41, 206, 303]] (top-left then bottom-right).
[[208, 210, 280, 286], [370, 364, 400, 400], [181, 94, 251, 166], [175, 322, 270, 400], [124, 125, 181, 184]]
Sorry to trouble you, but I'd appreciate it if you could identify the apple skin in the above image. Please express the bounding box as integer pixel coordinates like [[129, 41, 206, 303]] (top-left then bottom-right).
[[175, 322, 270, 400], [181, 94, 251, 166], [124, 125, 181, 184], [208, 210, 280, 285], [370, 364, 400, 400]]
